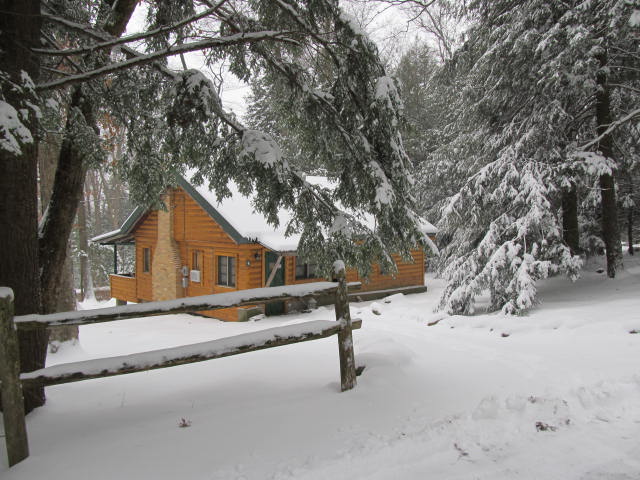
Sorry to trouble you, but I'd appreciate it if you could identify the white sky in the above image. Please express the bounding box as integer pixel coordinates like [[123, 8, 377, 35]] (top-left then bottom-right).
[[124, 2, 424, 121]]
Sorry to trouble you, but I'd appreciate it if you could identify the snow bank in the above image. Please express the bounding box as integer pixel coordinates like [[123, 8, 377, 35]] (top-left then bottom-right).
[[4, 255, 639, 479]]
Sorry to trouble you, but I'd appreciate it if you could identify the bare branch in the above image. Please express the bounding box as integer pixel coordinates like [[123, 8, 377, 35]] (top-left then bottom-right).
[[579, 108, 640, 151], [36, 30, 301, 91], [35, 1, 228, 57]]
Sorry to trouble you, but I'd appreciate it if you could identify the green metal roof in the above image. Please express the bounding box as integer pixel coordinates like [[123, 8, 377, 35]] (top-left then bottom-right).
[[90, 206, 145, 244]]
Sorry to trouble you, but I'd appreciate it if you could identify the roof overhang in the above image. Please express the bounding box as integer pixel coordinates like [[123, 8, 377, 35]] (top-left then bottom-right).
[[91, 206, 145, 245]]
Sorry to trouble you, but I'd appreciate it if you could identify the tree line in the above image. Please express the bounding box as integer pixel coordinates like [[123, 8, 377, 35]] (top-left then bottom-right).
[[389, 0, 639, 314]]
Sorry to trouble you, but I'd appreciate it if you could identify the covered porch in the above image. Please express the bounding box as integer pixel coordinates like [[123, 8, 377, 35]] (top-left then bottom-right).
[[92, 215, 140, 305]]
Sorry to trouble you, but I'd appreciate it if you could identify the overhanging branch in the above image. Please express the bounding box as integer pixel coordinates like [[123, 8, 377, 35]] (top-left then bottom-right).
[[36, 1, 228, 58], [36, 29, 300, 91], [579, 108, 640, 151]]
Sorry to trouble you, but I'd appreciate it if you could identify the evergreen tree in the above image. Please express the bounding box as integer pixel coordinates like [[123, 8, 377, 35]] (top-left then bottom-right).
[[1, 0, 424, 411], [425, 0, 639, 314]]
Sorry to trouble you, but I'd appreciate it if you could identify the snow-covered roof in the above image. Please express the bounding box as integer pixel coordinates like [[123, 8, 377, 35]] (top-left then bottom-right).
[[186, 178, 299, 251], [93, 173, 438, 251]]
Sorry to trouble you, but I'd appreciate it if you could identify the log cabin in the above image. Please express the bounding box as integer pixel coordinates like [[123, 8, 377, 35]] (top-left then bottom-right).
[[93, 175, 437, 321]]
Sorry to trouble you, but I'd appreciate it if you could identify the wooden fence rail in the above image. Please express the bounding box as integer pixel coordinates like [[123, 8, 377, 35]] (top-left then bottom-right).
[[0, 265, 360, 467]]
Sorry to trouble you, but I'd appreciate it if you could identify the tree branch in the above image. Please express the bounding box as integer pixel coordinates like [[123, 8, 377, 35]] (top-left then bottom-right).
[[579, 108, 640, 152], [36, 1, 228, 57], [36, 30, 300, 91]]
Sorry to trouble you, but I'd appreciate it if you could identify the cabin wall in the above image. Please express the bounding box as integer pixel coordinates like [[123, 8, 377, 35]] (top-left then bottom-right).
[[134, 211, 158, 302], [114, 186, 426, 321], [286, 250, 425, 292], [170, 189, 265, 319], [346, 250, 425, 292], [110, 275, 137, 303]]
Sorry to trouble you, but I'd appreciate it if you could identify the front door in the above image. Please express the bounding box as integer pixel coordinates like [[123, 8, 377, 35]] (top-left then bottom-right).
[[265, 251, 285, 315]]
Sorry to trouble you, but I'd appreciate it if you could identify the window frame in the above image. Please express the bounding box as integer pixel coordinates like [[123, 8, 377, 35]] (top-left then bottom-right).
[[192, 250, 203, 271], [295, 259, 317, 280], [142, 247, 151, 273], [217, 255, 236, 287]]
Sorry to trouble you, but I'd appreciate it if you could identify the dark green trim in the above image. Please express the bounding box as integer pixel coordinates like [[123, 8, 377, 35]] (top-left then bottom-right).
[[175, 176, 251, 245], [94, 175, 267, 247], [91, 206, 145, 245]]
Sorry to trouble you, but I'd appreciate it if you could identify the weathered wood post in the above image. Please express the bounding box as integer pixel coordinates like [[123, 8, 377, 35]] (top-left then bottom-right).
[[333, 261, 357, 391], [0, 288, 29, 466]]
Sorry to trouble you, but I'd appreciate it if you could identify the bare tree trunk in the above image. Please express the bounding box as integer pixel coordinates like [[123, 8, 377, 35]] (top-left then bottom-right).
[[562, 185, 580, 254], [628, 207, 634, 255], [595, 49, 622, 277], [47, 250, 78, 351], [39, 0, 138, 316], [39, 119, 78, 344], [39, 86, 91, 313], [0, 0, 47, 414], [78, 190, 91, 302]]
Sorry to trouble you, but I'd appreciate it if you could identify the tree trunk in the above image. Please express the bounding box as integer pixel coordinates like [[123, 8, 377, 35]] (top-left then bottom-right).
[[39, 123, 78, 343], [78, 191, 91, 301], [47, 251, 78, 350], [39, 86, 91, 314], [39, 0, 138, 315], [628, 207, 634, 255], [595, 49, 622, 278], [0, 0, 48, 414], [562, 185, 580, 254]]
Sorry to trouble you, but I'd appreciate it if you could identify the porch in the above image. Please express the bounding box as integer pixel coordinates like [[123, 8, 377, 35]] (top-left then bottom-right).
[[109, 274, 137, 303]]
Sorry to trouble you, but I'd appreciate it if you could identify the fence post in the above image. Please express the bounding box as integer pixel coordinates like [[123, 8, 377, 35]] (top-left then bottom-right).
[[333, 262, 357, 392], [0, 288, 29, 466]]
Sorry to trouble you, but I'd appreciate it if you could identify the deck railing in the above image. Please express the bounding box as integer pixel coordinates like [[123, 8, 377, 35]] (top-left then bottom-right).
[[0, 265, 360, 467], [109, 274, 137, 303]]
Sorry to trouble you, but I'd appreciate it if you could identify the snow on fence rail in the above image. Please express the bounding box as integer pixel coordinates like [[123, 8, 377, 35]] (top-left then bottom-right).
[[13, 281, 360, 328], [0, 266, 360, 468]]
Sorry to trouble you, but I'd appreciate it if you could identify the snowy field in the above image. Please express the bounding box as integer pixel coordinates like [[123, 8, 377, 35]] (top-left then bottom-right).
[[2, 255, 640, 479]]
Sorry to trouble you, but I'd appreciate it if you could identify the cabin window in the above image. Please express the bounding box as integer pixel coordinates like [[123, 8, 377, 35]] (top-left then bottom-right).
[[217, 255, 236, 287], [192, 250, 202, 271], [295, 260, 317, 280], [142, 248, 151, 273]]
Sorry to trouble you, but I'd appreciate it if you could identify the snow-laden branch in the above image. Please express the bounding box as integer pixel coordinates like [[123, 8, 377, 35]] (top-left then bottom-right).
[[579, 108, 640, 151], [37, 29, 300, 91], [36, 1, 228, 57], [39, 10, 245, 133]]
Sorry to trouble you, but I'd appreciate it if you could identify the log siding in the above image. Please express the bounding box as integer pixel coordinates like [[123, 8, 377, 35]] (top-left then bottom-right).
[[108, 187, 427, 320]]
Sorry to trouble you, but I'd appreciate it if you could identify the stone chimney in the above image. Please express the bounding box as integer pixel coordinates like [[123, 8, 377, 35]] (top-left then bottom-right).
[[152, 193, 183, 301]]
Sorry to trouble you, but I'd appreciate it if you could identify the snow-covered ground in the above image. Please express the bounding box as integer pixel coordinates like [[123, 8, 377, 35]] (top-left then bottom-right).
[[2, 255, 640, 479]]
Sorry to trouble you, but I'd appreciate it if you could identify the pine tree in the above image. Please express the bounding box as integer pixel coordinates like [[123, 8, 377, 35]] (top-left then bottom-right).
[[426, 0, 639, 314]]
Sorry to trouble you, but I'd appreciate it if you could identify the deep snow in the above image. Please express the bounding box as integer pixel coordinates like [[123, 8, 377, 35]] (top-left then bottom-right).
[[2, 255, 639, 479]]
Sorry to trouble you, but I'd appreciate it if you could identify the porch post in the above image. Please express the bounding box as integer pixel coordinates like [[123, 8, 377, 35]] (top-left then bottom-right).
[[113, 244, 118, 275]]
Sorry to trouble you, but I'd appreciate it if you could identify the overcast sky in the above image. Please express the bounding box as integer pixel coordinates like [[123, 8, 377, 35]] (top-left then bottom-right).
[[125, 2, 421, 120]]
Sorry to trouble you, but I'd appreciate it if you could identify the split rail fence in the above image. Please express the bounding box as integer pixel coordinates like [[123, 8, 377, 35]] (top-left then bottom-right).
[[0, 265, 361, 467]]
